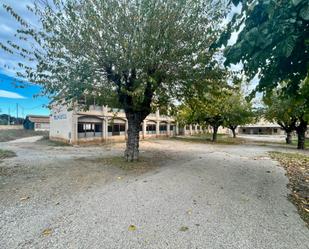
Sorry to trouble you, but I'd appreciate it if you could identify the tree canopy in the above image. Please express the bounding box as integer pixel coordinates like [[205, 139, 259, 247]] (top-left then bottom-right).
[[218, 0, 309, 94], [263, 80, 309, 148], [176, 68, 254, 141], [1, 0, 225, 160]]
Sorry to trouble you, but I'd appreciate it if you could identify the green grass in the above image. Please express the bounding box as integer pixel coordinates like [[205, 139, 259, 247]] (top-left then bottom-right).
[[0, 149, 16, 160], [291, 138, 309, 147], [0, 129, 48, 142], [172, 134, 246, 145]]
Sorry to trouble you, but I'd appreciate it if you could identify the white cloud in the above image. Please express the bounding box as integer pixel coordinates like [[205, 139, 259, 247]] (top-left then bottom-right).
[[0, 24, 14, 33], [0, 89, 26, 99], [0, 0, 38, 75]]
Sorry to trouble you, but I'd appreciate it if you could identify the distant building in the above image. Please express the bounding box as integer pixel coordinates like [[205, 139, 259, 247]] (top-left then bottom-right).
[[23, 115, 50, 131], [238, 119, 284, 135]]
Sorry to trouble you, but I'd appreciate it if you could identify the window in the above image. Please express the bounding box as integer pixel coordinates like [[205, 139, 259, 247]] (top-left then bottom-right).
[[274, 128, 278, 133], [78, 123, 84, 133], [78, 123, 95, 132], [159, 124, 167, 134], [108, 123, 126, 136], [95, 124, 102, 132], [77, 123, 102, 138], [146, 124, 156, 134], [78, 123, 102, 138], [242, 129, 246, 133]]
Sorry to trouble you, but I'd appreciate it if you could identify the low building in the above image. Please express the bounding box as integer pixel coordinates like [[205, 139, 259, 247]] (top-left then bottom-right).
[[238, 119, 284, 135], [50, 104, 206, 144], [23, 115, 50, 131]]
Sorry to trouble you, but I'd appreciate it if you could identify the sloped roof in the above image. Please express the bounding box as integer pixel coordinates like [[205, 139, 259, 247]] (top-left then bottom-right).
[[27, 115, 50, 123]]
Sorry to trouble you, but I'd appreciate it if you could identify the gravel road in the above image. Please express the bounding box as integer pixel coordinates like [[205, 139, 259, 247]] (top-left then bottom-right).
[[0, 137, 308, 249]]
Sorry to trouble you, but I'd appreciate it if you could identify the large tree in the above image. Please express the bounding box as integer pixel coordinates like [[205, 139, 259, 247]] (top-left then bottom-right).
[[176, 68, 254, 142], [264, 80, 309, 149], [183, 67, 231, 142], [223, 92, 254, 138], [263, 93, 297, 144], [1, 0, 225, 161]]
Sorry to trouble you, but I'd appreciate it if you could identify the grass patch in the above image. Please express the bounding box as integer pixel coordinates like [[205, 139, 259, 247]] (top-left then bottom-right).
[[269, 151, 309, 227], [291, 138, 309, 148], [0, 129, 48, 142], [173, 134, 246, 145], [0, 149, 16, 160]]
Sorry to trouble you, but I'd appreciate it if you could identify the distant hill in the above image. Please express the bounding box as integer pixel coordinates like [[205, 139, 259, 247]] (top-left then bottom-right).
[[0, 114, 24, 125]]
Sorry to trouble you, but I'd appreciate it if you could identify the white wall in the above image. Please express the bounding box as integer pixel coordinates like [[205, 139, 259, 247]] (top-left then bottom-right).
[[50, 105, 73, 142]]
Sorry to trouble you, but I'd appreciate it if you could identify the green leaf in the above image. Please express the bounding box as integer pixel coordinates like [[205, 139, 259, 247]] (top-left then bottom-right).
[[281, 35, 297, 57], [292, 0, 302, 6], [299, 4, 309, 20]]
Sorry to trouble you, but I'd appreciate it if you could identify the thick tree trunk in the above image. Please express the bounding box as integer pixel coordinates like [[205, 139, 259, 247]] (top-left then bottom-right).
[[297, 131, 305, 150], [124, 113, 142, 161], [229, 125, 237, 138], [232, 128, 236, 138], [296, 119, 308, 150], [212, 126, 218, 142], [286, 132, 292, 144]]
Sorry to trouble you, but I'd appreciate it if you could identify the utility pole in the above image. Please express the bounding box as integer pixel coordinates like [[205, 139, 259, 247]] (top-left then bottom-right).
[[16, 103, 19, 123], [8, 107, 10, 125]]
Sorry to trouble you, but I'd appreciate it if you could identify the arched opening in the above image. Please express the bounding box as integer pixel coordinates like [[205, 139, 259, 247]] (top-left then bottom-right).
[[159, 121, 168, 134], [146, 120, 156, 134], [78, 115, 103, 138]]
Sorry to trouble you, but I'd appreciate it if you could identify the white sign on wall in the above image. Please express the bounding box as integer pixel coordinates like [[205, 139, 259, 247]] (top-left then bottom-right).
[[53, 114, 67, 120]]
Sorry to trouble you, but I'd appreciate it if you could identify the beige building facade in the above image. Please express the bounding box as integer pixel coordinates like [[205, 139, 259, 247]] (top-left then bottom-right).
[[50, 105, 205, 144], [238, 119, 285, 135]]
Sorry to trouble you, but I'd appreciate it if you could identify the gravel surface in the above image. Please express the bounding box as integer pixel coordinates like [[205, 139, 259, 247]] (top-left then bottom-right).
[[0, 137, 308, 249]]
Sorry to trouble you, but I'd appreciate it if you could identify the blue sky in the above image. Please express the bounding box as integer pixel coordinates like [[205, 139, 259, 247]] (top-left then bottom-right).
[[0, 0, 49, 117], [0, 1, 257, 117], [0, 70, 49, 117]]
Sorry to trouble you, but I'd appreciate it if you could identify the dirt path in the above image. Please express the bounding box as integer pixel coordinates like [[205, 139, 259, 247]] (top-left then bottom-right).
[[0, 138, 308, 249]]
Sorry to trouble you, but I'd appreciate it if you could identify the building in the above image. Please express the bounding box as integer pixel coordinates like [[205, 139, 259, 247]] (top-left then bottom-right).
[[238, 119, 284, 135], [50, 104, 206, 145], [23, 115, 50, 131]]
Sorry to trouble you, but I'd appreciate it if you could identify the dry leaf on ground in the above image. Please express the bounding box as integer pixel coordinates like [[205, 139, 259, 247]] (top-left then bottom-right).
[[128, 225, 136, 231]]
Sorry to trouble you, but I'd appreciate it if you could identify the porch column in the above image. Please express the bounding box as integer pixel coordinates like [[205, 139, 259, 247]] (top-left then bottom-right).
[[103, 118, 108, 140], [167, 123, 171, 137], [71, 114, 78, 144], [156, 121, 160, 137], [176, 122, 179, 135], [189, 124, 193, 135], [143, 120, 147, 139]]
